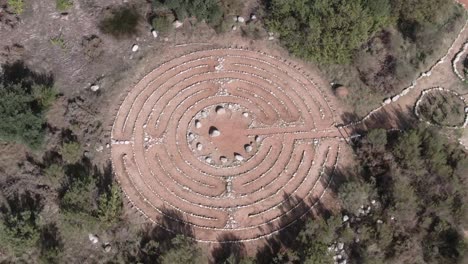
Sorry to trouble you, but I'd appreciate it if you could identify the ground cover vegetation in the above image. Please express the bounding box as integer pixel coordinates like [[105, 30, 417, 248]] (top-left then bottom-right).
[[265, 0, 466, 116], [418, 91, 466, 127]]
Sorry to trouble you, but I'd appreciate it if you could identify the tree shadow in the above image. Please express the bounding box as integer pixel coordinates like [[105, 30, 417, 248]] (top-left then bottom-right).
[[212, 233, 247, 264], [1, 60, 54, 89]]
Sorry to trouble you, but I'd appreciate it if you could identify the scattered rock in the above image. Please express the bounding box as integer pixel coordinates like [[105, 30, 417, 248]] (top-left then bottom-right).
[[196, 143, 203, 151], [237, 16, 245, 23], [250, 14, 257, 20], [90, 84, 100, 92], [220, 156, 228, 163], [205, 156, 212, 163], [195, 120, 202, 128], [102, 242, 111, 252], [88, 234, 99, 244], [173, 20, 183, 28], [131, 44, 139, 52], [151, 29, 158, 39], [268, 36, 275, 41], [337, 242, 344, 250], [95, 145, 104, 152], [242, 112, 249, 117], [244, 144, 253, 152], [209, 126, 220, 137], [342, 215, 349, 222], [234, 153, 244, 161], [216, 106, 226, 114], [106, 143, 110, 148], [377, 219, 383, 224], [392, 95, 400, 102], [232, 25, 237, 31], [383, 98, 392, 104]]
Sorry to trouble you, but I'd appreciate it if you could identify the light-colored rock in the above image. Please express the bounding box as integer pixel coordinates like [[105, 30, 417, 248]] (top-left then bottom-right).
[[245, 144, 253, 152], [377, 219, 383, 224], [216, 106, 226, 114], [232, 25, 237, 31], [95, 145, 104, 152], [250, 14, 257, 20], [195, 120, 202, 128], [243, 112, 249, 117], [384, 98, 392, 104], [209, 127, 220, 137], [392, 95, 400, 102], [220, 156, 228, 163], [173, 20, 183, 28], [131, 44, 139, 52], [337, 242, 344, 250], [196, 143, 203, 151], [235, 153, 244, 161], [205, 157, 212, 163], [268, 36, 275, 41], [88, 234, 99, 244], [237, 16, 245, 23], [342, 215, 349, 222], [90, 85, 100, 92], [104, 242, 112, 253], [151, 29, 158, 38]]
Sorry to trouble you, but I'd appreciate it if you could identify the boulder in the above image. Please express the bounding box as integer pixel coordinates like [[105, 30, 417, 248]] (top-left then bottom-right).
[[151, 29, 158, 39], [173, 20, 183, 28], [131, 44, 139, 52], [90, 85, 100, 92], [88, 234, 99, 244]]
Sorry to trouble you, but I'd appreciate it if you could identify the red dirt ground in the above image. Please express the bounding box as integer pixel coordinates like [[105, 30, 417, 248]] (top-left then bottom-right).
[[110, 48, 346, 243]]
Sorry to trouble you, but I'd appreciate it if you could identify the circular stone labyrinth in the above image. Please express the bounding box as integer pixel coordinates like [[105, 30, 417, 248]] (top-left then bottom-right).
[[111, 48, 344, 242]]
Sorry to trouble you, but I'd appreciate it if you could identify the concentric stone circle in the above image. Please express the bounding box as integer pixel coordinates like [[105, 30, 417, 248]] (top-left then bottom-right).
[[111, 47, 344, 242]]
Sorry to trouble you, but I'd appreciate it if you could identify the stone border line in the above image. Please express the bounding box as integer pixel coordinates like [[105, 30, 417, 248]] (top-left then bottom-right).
[[413, 87, 468, 129]]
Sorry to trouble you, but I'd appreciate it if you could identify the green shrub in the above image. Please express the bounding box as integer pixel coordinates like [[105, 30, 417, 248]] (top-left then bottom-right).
[[99, 6, 140, 38], [60, 179, 95, 214], [159, 235, 207, 264], [33, 85, 58, 109], [153, 0, 223, 26], [418, 91, 466, 127], [7, 0, 24, 14], [0, 83, 46, 148], [44, 164, 65, 187], [266, 0, 392, 64], [56, 0, 73, 12], [98, 184, 123, 224], [152, 15, 172, 33], [50, 36, 67, 50], [60, 142, 82, 164]]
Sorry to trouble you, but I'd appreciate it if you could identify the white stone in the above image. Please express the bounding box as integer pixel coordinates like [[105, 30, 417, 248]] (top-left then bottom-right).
[[371, 199, 376, 205], [245, 144, 253, 152], [337, 242, 344, 250], [268, 36, 275, 41], [210, 128, 220, 137], [95, 145, 104, 152], [216, 106, 226, 114], [90, 85, 100, 92], [232, 25, 237, 31], [392, 95, 400, 102], [383, 98, 391, 104], [342, 215, 349, 222], [235, 154, 244, 161], [401, 88, 410, 95], [205, 157, 212, 163], [151, 29, 158, 38], [237, 16, 245, 23], [88, 234, 99, 244], [196, 143, 203, 151], [195, 120, 202, 128], [220, 156, 228, 163], [106, 144, 110, 148], [377, 219, 383, 224], [132, 44, 139, 52], [250, 14, 257, 20], [243, 112, 249, 117], [255, 136, 261, 143], [173, 20, 183, 28]]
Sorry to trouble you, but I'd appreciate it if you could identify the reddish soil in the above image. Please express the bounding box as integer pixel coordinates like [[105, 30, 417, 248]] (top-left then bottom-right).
[[111, 48, 345, 243]]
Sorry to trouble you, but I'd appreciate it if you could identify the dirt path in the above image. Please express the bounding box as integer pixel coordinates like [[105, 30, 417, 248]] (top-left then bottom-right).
[[342, 18, 468, 148]]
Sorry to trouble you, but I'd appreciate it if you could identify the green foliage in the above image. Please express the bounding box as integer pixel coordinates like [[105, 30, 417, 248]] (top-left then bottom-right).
[[0, 83, 45, 148], [55, 0, 73, 12], [0, 192, 42, 256], [367, 129, 387, 150], [44, 163, 65, 187], [99, 6, 140, 38], [266, 0, 391, 64], [7, 0, 24, 14], [98, 184, 123, 224], [152, 15, 172, 33], [159, 235, 207, 264], [33, 85, 58, 109], [50, 36, 67, 50], [338, 181, 375, 213], [60, 178, 95, 214], [153, 0, 224, 26], [60, 142, 82, 164], [418, 91, 466, 127]]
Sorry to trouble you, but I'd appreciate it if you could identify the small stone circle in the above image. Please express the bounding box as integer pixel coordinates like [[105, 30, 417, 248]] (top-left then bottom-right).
[[111, 47, 343, 243]]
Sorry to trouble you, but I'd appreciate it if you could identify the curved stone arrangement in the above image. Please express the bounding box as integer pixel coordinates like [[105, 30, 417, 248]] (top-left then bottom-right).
[[453, 42, 468, 81], [414, 87, 468, 129], [111, 48, 344, 242]]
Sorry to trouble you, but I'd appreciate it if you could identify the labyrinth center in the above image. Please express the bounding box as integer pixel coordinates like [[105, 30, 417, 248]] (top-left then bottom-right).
[[111, 48, 343, 242]]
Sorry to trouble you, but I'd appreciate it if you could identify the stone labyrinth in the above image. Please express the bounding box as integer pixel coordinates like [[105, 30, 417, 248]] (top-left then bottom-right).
[[111, 48, 345, 242]]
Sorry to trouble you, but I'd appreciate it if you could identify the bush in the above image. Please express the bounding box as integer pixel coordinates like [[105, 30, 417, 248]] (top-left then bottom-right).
[[338, 181, 376, 213], [98, 184, 123, 224], [418, 91, 466, 127], [7, 0, 24, 14], [153, 0, 224, 26], [266, 0, 392, 64], [60, 142, 82, 164], [55, 0, 73, 12], [152, 15, 172, 33], [159, 235, 207, 264], [99, 6, 140, 38]]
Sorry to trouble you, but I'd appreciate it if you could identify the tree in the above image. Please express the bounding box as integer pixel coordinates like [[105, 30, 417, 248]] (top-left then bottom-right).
[[153, 0, 224, 26], [338, 181, 375, 213], [159, 235, 207, 264], [266, 0, 391, 64], [98, 184, 123, 224]]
